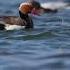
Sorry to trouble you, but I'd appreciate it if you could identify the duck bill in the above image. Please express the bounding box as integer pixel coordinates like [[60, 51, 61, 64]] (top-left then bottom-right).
[[31, 8, 43, 15]]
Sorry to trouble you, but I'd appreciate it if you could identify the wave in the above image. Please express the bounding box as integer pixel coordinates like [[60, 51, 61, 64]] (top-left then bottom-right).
[[41, 2, 70, 10], [5, 31, 56, 40]]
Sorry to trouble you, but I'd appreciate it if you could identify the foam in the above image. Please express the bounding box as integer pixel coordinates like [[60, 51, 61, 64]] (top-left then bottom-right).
[[41, 2, 69, 10]]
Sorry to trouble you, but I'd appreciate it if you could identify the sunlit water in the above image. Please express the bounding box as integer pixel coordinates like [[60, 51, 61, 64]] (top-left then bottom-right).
[[0, 0, 70, 70]]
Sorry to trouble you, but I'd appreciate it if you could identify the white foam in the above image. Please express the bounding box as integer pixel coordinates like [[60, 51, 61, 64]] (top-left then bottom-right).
[[66, 6, 70, 9], [41, 2, 68, 10]]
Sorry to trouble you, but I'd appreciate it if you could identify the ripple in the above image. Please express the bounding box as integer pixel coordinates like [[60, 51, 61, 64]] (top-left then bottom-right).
[[5, 31, 57, 40]]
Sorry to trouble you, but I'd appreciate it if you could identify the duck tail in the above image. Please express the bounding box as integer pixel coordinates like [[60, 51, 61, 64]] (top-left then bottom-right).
[[0, 23, 5, 30]]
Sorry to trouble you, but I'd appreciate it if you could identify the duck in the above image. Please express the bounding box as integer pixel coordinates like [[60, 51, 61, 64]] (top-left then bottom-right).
[[0, 1, 41, 30], [0, 1, 40, 30], [0, 1, 60, 30], [0, 16, 31, 30]]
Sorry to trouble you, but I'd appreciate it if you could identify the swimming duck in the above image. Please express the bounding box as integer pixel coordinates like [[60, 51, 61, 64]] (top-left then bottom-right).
[[0, 1, 58, 30], [0, 16, 28, 30], [0, 1, 41, 30]]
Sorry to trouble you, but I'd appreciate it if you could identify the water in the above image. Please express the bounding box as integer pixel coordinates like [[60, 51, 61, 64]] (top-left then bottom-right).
[[0, 0, 70, 70]]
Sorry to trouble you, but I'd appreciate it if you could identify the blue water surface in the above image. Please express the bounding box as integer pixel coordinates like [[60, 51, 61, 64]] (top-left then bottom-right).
[[0, 0, 70, 70]]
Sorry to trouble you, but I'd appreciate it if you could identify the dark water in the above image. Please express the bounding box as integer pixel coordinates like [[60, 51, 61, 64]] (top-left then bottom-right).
[[0, 0, 70, 70]]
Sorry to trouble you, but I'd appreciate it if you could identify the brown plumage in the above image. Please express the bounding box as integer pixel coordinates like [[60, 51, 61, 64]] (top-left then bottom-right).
[[0, 16, 26, 26], [0, 16, 28, 30]]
